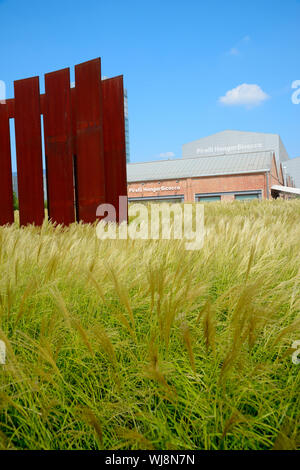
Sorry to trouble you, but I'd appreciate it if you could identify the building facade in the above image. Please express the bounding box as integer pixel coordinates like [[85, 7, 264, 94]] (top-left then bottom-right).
[[284, 156, 300, 188], [182, 130, 289, 165], [127, 131, 295, 203]]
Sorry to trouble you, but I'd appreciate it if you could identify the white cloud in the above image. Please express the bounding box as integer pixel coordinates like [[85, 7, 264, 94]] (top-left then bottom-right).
[[159, 152, 175, 159], [0, 80, 6, 104], [226, 36, 250, 56], [228, 47, 239, 56], [219, 83, 270, 108]]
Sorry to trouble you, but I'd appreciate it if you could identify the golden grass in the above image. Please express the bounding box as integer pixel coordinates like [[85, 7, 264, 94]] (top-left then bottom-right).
[[0, 199, 299, 449]]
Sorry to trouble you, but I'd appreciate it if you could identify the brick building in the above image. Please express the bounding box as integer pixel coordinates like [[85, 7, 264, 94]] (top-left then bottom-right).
[[127, 131, 296, 202]]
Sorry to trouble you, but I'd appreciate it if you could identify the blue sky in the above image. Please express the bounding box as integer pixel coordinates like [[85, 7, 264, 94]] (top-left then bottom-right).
[[0, 0, 299, 170]]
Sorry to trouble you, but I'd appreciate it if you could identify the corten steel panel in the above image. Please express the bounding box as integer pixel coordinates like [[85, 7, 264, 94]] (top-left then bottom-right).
[[44, 68, 75, 225], [71, 87, 77, 156], [14, 77, 44, 226], [102, 76, 127, 223], [6, 98, 15, 118], [75, 58, 105, 223], [0, 104, 14, 225], [70, 87, 79, 221]]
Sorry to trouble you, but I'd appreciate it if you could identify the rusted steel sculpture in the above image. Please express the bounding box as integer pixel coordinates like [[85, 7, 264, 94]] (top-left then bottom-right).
[[0, 58, 127, 226]]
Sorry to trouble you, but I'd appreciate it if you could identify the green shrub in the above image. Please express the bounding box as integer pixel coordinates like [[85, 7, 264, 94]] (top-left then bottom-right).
[[13, 191, 19, 210]]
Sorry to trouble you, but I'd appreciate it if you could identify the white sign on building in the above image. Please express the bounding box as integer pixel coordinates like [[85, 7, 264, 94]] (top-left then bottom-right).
[[129, 185, 180, 193]]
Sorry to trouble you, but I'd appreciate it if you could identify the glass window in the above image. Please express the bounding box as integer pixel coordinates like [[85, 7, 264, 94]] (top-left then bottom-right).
[[197, 195, 221, 202], [129, 197, 183, 204], [235, 193, 259, 200]]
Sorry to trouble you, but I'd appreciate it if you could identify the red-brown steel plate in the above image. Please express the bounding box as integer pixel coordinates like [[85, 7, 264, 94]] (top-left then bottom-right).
[[0, 103, 14, 224], [74, 58, 105, 223], [14, 77, 44, 226], [102, 76, 127, 223], [44, 68, 75, 225]]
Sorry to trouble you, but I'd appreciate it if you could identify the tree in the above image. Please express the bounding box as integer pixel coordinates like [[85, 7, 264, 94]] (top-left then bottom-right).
[[13, 191, 19, 210]]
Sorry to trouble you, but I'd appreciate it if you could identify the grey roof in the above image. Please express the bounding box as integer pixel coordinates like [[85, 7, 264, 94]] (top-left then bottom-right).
[[284, 157, 300, 188], [127, 151, 273, 183], [271, 185, 300, 196], [182, 130, 289, 165]]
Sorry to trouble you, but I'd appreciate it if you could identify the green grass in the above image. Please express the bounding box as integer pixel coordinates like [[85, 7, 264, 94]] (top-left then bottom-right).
[[0, 199, 299, 450]]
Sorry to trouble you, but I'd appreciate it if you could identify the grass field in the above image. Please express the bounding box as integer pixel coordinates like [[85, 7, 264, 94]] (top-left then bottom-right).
[[0, 200, 299, 450]]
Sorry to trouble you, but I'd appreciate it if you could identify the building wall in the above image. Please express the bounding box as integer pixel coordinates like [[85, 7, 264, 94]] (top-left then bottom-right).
[[270, 154, 284, 195], [182, 130, 289, 167], [128, 172, 268, 202], [285, 156, 300, 188], [189, 173, 267, 201]]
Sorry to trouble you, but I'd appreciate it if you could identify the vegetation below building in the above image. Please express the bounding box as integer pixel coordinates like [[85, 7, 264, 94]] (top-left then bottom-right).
[[0, 200, 299, 450]]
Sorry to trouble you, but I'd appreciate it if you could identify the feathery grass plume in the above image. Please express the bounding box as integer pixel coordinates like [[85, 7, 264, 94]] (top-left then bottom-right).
[[80, 407, 103, 446], [13, 276, 39, 331], [49, 287, 94, 355], [272, 317, 300, 346], [0, 429, 16, 450], [149, 335, 159, 369], [4, 278, 13, 320], [196, 299, 211, 324], [272, 418, 299, 450], [107, 264, 136, 331], [92, 324, 117, 367], [49, 287, 72, 329], [145, 260, 156, 317], [111, 307, 137, 342], [161, 300, 177, 352], [144, 365, 177, 400], [272, 433, 297, 450], [17, 330, 62, 377], [221, 410, 249, 439], [0, 200, 300, 449], [245, 245, 256, 283], [0, 328, 16, 368], [71, 318, 94, 357], [181, 322, 196, 372], [219, 279, 266, 379], [40, 309, 59, 341], [45, 254, 60, 281], [202, 302, 215, 353], [86, 270, 106, 303], [145, 337, 177, 400], [116, 426, 154, 450], [288, 266, 300, 313]]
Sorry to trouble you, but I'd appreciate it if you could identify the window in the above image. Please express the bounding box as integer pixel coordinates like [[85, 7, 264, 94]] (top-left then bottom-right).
[[197, 195, 221, 202], [128, 196, 184, 204], [235, 193, 260, 201]]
